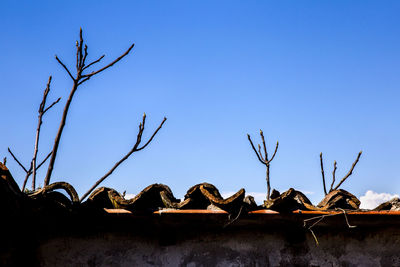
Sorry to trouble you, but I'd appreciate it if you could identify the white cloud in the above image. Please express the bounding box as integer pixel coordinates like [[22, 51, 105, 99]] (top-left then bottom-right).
[[359, 190, 399, 210], [124, 193, 136, 200]]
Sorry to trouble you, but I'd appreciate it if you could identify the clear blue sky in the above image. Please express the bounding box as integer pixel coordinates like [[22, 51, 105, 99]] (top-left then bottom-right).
[[1, 1, 399, 204]]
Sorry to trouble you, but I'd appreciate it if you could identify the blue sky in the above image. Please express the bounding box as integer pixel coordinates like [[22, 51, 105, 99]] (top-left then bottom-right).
[[1, 1, 399, 205]]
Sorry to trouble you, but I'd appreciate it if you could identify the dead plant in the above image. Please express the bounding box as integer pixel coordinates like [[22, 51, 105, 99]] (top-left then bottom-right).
[[7, 29, 166, 203], [247, 130, 279, 200], [319, 151, 362, 195]]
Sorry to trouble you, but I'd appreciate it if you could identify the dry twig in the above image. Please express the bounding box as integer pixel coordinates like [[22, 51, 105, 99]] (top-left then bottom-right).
[[31, 76, 61, 190], [80, 114, 167, 202], [44, 28, 135, 186], [8, 146, 53, 191], [247, 130, 279, 200], [320, 153, 327, 195], [8, 76, 60, 191], [304, 209, 356, 245], [319, 151, 362, 194], [332, 151, 362, 191]]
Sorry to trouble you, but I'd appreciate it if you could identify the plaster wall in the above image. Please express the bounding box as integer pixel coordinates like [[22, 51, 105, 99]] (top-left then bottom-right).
[[36, 226, 400, 266]]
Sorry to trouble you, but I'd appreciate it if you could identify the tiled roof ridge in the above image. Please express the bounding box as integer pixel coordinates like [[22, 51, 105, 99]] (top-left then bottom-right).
[[1, 162, 400, 215]]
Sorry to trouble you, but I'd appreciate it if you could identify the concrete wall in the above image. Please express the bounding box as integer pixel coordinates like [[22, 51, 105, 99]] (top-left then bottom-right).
[[36, 216, 400, 266], [3, 212, 400, 266]]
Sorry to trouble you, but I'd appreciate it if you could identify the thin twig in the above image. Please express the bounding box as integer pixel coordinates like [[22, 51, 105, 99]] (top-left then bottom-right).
[[82, 43, 134, 78], [309, 229, 319, 246], [258, 144, 265, 161], [82, 55, 105, 71], [247, 134, 265, 165], [43, 97, 61, 114], [320, 153, 327, 195], [7, 148, 28, 173], [82, 45, 88, 68], [75, 41, 80, 70], [268, 141, 279, 163], [80, 115, 167, 202], [2, 157, 6, 165], [223, 205, 244, 228], [260, 130, 268, 161], [36, 151, 52, 170], [304, 210, 357, 246], [31, 76, 60, 190], [44, 81, 79, 186], [55, 56, 75, 81], [333, 151, 362, 191], [44, 29, 135, 186], [78, 28, 84, 68], [21, 151, 52, 191], [336, 208, 356, 228], [247, 130, 278, 200], [22, 163, 33, 191], [330, 161, 337, 192], [137, 117, 167, 151]]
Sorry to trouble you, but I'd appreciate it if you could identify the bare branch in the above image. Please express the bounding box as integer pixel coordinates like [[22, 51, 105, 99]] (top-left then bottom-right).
[[80, 115, 167, 202], [21, 151, 52, 191], [78, 28, 84, 68], [82, 55, 105, 71], [43, 97, 61, 114], [45, 30, 135, 186], [75, 41, 80, 70], [330, 161, 337, 192], [268, 141, 279, 163], [44, 81, 78, 186], [247, 130, 278, 201], [81, 45, 88, 68], [257, 144, 265, 161], [2, 157, 6, 165], [32, 77, 60, 190], [39, 76, 51, 113], [55, 56, 75, 81], [8, 148, 28, 173], [37, 151, 52, 170], [137, 117, 167, 151], [82, 43, 134, 78], [259, 130, 268, 161], [77, 77, 90, 85], [21, 162, 33, 191], [247, 134, 265, 165], [333, 151, 362, 191], [320, 153, 327, 195]]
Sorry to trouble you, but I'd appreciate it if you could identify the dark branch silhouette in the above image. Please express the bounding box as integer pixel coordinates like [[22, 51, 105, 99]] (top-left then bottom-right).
[[247, 130, 279, 200], [20, 151, 52, 191], [320, 153, 327, 195], [31, 76, 61, 190], [8, 148, 28, 173], [332, 151, 362, 191], [80, 114, 167, 202], [44, 28, 135, 186], [319, 151, 363, 194], [330, 160, 337, 192]]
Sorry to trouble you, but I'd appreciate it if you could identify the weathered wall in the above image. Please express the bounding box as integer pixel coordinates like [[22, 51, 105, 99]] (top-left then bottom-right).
[[36, 222, 400, 266], [3, 212, 400, 266]]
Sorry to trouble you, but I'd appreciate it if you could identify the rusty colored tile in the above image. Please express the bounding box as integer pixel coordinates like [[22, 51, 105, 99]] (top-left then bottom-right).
[[154, 209, 228, 214], [104, 208, 133, 214]]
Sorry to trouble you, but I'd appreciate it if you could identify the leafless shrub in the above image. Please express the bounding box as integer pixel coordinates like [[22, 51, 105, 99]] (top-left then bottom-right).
[[319, 151, 362, 195], [7, 29, 166, 203], [247, 130, 279, 200]]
